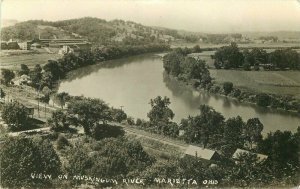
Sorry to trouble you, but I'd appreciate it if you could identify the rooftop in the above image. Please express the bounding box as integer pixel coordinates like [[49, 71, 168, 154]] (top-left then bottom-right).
[[232, 148, 268, 162], [184, 145, 216, 160]]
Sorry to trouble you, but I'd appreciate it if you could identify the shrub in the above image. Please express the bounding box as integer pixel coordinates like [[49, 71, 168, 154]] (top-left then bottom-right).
[[256, 93, 271, 107], [56, 135, 71, 150], [223, 82, 233, 96], [127, 117, 135, 125], [136, 118, 143, 126]]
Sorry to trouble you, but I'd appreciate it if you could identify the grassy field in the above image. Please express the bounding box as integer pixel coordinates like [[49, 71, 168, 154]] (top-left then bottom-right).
[[0, 51, 62, 71], [210, 69, 300, 99]]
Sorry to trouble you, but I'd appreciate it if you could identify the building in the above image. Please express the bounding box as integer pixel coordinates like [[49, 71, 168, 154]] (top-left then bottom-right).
[[31, 43, 42, 49], [58, 45, 74, 55], [232, 148, 268, 163], [18, 41, 32, 50], [184, 145, 221, 162]]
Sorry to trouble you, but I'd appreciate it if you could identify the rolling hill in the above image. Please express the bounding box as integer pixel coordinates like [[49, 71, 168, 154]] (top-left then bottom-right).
[[1, 17, 180, 45]]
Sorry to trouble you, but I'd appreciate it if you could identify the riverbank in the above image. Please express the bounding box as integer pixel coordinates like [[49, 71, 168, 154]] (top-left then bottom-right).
[[166, 73, 300, 117]]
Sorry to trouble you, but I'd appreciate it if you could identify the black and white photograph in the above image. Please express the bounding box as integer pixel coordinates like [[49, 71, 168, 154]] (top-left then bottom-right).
[[0, 0, 300, 188]]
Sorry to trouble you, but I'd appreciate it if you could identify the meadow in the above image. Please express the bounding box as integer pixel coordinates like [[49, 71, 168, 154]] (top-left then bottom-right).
[[0, 51, 62, 71], [210, 69, 300, 99]]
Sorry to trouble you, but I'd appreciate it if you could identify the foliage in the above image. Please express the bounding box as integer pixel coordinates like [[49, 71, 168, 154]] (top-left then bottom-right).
[[0, 88, 6, 99], [243, 118, 263, 150], [67, 96, 112, 135], [256, 93, 271, 107], [0, 137, 61, 188], [56, 135, 71, 150], [18, 64, 30, 76], [182, 105, 224, 147], [53, 92, 70, 109], [1, 102, 28, 131], [91, 124, 125, 140], [214, 45, 300, 70], [48, 110, 70, 132], [223, 82, 233, 95], [224, 116, 245, 148], [147, 96, 174, 123], [213, 42, 244, 69], [163, 50, 212, 89], [1, 68, 15, 86], [111, 108, 127, 122], [257, 130, 299, 179]]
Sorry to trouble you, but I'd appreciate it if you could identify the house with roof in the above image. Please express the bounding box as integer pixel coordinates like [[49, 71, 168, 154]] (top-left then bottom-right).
[[232, 148, 268, 163], [184, 145, 221, 163]]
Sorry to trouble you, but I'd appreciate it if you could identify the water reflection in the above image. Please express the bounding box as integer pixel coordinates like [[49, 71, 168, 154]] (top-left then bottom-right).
[[58, 54, 300, 135]]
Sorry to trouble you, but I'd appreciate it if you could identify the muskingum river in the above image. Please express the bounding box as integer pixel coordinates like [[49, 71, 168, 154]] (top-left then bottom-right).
[[58, 54, 300, 135]]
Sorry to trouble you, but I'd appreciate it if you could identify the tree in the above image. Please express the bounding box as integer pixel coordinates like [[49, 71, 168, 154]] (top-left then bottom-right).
[[224, 116, 245, 148], [243, 118, 263, 150], [256, 93, 271, 107], [56, 135, 71, 150], [54, 92, 70, 109], [1, 68, 15, 86], [257, 130, 299, 178], [223, 82, 233, 95], [18, 64, 30, 76], [91, 124, 125, 140], [229, 152, 272, 187], [1, 102, 28, 131], [89, 138, 154, 179], [182, 105, 224, 147], [0, 137, 61, 188], [29, 64, 43, 89], [163, 51, 184, 76], [213, 42, 244, 69], [111, 108, 127, 123], [147, 96, 174, 123], [0, 88, 6, 99], [192, 45, 201, 53], [48, 109, 70, 131], [67, 97, 112, 135], [43, 60, 63, 81]]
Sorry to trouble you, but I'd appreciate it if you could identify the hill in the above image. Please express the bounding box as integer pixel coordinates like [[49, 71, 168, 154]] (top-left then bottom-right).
[[1, 17, 180, 45]]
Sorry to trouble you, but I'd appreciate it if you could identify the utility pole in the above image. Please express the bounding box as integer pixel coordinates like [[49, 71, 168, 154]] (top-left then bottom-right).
[[120, 106, 124, 110]]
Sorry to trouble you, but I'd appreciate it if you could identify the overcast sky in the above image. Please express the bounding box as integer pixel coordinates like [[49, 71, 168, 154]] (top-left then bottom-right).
[[1, 0, 300, 33]]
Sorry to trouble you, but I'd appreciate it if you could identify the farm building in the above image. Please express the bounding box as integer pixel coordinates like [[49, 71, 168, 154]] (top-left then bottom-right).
[[184, 145, 221, 162], [232, 148, 268, 163]]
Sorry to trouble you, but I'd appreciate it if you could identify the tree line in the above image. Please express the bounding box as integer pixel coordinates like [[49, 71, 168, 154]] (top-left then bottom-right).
[[1, 43, 170, 90], [213, 42, 300, 70], [163, 46, 211, 90]]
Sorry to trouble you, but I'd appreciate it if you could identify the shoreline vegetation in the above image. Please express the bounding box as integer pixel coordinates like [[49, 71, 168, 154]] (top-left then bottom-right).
[[162, 44, 300, 114]]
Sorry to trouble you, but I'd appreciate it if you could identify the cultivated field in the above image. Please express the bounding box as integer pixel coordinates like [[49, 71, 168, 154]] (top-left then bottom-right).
[[210, 69, 300, 99], [0, 51, 62, 71]]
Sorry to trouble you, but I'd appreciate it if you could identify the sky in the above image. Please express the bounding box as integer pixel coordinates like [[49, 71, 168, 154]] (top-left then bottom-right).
[[1, 0, 300, 33]]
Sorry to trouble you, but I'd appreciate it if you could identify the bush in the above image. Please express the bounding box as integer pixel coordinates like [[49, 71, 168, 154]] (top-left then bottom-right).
[[232, 88, 241, 98], [91, 124, 125, 140], [56, 135, 71, 150], [136, 118, 143, 126], [1, 102, 29, 131], [127, 117, 135, 125], [223, 82, 233, 96], [256, 93, 271, 107]]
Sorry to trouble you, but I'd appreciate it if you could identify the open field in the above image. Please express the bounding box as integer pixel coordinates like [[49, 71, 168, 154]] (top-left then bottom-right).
[[171, 42, 300, 49], [0, 51, 62, 71], [210, 70, 300, 99]]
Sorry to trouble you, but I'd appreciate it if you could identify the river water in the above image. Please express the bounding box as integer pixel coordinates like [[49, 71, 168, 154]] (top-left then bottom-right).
[[58, 54, 300, 135]]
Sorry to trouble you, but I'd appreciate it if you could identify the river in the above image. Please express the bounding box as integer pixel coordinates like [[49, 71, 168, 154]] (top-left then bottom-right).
[[58, 54, 300, 135]]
